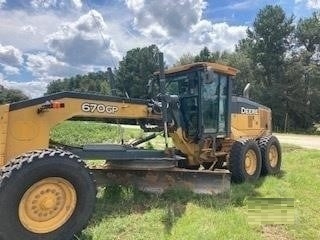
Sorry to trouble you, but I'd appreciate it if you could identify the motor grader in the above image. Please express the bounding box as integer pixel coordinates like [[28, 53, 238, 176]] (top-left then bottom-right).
[[0, 54, 281, 240]]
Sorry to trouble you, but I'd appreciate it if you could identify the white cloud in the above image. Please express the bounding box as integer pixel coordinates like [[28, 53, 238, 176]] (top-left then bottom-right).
[[21, 25, 37, 35], [0, 64, 20, 75], [0, 1, 249, 97], [31, 0, 59, 9], [46, 10, 120, 66], [30, 0, 83, 10], [0, 9, 121, 97], [71, 0, 82, 9], [307, 0, 320, 9], [0, 0, 5, 8], [0, 43, 23, 67], [125, 0, 207, 39], [191, 21, 247, 51], [26, 52, 81, 80], [0, 10, 68, 52], [295, 0, 320, 9], [124, 0, 247, 61], [30, 0, 82, 9], [0, 73, 47, 98], [125, 0, 144, 11]]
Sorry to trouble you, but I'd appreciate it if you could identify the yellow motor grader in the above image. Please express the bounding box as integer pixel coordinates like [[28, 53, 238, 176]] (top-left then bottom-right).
[[0, 53, 281, 239]]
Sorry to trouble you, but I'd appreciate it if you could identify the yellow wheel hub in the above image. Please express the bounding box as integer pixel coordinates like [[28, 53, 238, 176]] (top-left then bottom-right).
[[18, 177, 77, 234], [269, 145, 279, 167], [245, 149, 257, 175]]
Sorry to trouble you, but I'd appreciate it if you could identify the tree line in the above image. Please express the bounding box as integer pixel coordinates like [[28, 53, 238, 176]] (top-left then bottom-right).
[[0, 85, 28, 104], [46, 71, 111, 95]]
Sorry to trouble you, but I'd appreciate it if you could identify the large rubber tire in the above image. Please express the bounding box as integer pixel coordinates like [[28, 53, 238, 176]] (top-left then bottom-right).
[[229, 139, 262, 183], [258, 135, 282, 175], [0, 149, 96, 240]]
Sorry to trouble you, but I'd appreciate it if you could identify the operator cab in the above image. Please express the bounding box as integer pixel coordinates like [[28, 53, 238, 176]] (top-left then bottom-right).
[[164, 62, 237, 142]]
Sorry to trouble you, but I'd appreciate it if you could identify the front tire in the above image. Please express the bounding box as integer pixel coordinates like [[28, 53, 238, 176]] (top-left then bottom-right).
[[229, 139, 262, 183], [0, 149, 96, 240]]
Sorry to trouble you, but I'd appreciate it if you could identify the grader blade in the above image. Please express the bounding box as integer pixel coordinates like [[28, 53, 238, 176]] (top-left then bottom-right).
[[91, 167, 230, 195]]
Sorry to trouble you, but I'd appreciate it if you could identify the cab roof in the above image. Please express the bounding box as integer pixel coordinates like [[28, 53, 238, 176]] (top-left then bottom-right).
[[155, 62, 238, 76]]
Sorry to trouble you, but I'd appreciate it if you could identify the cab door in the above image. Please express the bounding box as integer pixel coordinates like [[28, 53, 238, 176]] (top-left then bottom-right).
[[201, 72, 229, 136]]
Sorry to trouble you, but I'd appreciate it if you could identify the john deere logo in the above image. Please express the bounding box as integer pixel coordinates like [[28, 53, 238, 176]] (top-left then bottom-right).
[[241, 107, 258, 115]]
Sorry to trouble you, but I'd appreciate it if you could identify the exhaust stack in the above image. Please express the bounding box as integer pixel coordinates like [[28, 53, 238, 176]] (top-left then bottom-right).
[[243, 83, 251, 99]]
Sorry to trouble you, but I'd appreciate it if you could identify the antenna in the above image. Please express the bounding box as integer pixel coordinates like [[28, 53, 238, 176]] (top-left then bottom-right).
[[84, 0, 117, 69], [107, 67, 117, 96]]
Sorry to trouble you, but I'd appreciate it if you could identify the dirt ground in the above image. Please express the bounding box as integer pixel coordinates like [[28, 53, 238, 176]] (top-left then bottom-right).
[[274, 133, 320, 150]]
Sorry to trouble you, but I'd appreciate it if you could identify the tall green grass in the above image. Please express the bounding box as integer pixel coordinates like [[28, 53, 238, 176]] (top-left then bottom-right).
[[78, 146, 319, 240], [51, 121, 143, 146]]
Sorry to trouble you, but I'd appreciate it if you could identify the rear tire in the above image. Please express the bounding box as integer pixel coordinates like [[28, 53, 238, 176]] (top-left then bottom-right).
[[229, 139, 262, 183], [0, 149, 96, 240], [258, 135, 282, 175]]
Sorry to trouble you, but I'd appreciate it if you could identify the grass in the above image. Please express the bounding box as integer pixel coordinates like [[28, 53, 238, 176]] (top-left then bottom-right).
[[51, 121, 144, 146], [51, 121, 320, 240], [50, 121, 171, 149]]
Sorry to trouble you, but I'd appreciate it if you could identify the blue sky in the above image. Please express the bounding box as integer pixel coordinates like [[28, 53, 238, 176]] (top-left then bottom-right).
[[205, 0, 316, 24], [0, 0, 319, 97]]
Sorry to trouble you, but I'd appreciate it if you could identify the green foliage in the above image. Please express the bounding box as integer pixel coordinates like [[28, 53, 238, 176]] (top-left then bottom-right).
[[195, 46, 211, 62], [116, 44, 161, 99], [296, 12, 320, 54], [46, 71, 111, 95], [295, 12, 320, 124], [194, 47, 231, 64], [50, 121, 143, 146], [145, 142, 154, 150], [243, 4, 294, 109], [174, 53, 195, 66], [246, 5, 294, 84], [0, 85, 28, 104], [229, 6, 319, 131], [234, 6, 320, 130], [224, 50, 254, 95]]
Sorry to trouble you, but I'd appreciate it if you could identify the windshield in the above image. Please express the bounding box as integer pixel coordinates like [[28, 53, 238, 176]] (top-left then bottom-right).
[[165, 71, 199, 96]]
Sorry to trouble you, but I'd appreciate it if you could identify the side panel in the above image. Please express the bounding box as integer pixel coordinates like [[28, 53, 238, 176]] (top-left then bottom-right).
[[231, 108, 271, 139], [230, 96, 272, 140]]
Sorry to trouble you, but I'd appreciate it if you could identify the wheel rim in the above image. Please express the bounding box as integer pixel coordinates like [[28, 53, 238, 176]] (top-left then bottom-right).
[[245, 149, 257, 175], [269, 145, 279, 168], [18, 177, 77, 234]]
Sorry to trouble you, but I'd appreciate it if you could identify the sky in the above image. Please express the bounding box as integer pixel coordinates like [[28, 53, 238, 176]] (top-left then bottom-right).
[[0, 0, 319, 97]]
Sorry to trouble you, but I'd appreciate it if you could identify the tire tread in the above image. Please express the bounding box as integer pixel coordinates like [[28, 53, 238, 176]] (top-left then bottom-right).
[[0, 148, 97, 240]]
